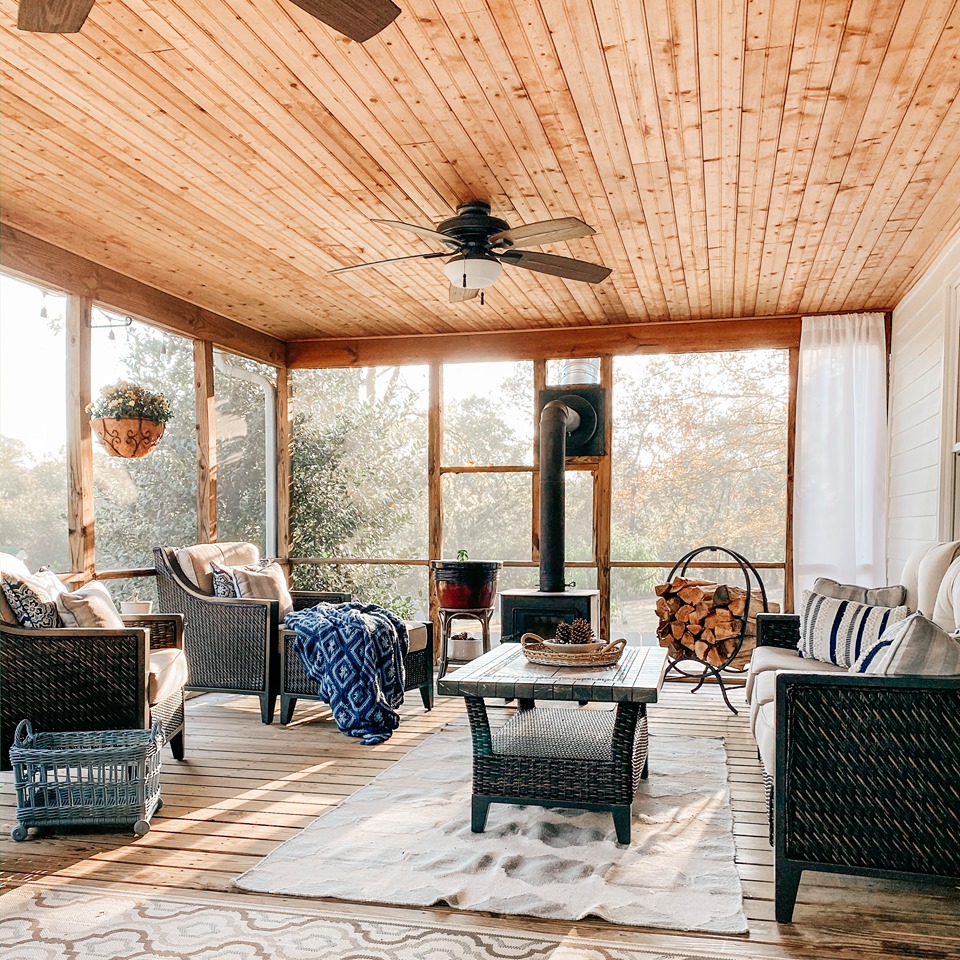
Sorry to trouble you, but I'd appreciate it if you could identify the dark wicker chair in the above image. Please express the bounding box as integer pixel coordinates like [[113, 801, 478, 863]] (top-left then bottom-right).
[[280, 617, 434, 725], [0, 613, 186, 771], [154, 546, 337, 724], [754, 614, 960, 922]]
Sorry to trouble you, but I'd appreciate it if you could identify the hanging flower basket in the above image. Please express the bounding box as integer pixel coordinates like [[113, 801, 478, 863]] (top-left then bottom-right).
[[91, 417, 166, 459], [86, 381, 173, 459]]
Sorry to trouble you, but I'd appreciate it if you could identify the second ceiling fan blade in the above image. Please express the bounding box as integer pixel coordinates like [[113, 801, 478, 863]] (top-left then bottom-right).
[[499, 250, 612, 284], [449, 284, 479, 303], [18, 0, 95, 32], [329, 252, 443, 275], [285, 0, 400, 42], [373, 219, 462, 249], [489, 217, 596, 247]]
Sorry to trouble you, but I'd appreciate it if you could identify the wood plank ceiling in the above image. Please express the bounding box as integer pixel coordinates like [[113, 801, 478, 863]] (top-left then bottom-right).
[[2, 0, 959, 342]]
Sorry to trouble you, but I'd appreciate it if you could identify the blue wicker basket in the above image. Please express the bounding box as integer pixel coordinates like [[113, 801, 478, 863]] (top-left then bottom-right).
[[10, 719, 163, 841]]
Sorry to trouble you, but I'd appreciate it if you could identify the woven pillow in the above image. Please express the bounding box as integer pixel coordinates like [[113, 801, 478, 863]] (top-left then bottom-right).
[[58, 581, 124, 629], [210, 561, 241, 598], [211, 560, 293, 619], [812, 577, 907, 608], [852, 612, 960, 676], [0, 569, 66, 629], [799, 590, 909, 668]]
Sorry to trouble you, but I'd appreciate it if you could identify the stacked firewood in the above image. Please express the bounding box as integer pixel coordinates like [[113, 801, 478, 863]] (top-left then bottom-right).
[[655, 577, 779, 669]]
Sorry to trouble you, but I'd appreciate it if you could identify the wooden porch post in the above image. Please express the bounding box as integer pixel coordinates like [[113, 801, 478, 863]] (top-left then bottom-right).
[[66, 295, 95, 582], [428, 361, 443, 659], [784, 345, 799, 612], [596, 357, 614, 641], [532, 360, 546, 563], [276, 364, 293, 568], [194, 340, 217, 543]]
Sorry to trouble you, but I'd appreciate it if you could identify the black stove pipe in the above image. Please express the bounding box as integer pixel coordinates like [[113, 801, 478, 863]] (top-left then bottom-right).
[[539, 400, 580, 593]]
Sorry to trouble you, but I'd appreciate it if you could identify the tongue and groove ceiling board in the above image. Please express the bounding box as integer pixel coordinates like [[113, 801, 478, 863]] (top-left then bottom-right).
[[1, 0, 959, 342]]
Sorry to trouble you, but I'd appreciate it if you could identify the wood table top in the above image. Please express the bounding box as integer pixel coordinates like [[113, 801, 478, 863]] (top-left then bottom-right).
[[437, 643, 668, 704]]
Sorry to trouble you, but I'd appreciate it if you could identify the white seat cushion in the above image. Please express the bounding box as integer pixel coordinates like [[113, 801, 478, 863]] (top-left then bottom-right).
[[405, 621, 428, 653], [748, 659, 845, 735], [755, 700, 776, 775], [746, 645, 804, 702], [177, 542, 260, 594], [148, 647, 189, 705]]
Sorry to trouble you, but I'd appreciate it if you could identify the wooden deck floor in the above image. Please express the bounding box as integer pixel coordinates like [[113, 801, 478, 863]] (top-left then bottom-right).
[[2, 682, 958, 959]]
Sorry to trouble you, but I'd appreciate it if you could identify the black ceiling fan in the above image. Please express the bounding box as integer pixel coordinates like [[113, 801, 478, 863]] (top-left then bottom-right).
[[16, 0, 400, 42], [331, 201, 612, 303]]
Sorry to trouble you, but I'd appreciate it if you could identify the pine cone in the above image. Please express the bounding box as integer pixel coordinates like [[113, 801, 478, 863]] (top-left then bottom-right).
[[553, 622, 573, 644], [570, 618, 596, 644], [451, 632, 470, 642]]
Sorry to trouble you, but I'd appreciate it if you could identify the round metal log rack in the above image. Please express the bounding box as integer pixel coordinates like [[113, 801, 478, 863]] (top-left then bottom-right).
[[661, 545, 769, 715]]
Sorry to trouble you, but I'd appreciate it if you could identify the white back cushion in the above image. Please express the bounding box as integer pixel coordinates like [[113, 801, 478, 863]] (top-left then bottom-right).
[[177, 542, 260, 594], [931, 556, 960, 633], [902, 541, 960, 617], [0, 553, 32, 624]]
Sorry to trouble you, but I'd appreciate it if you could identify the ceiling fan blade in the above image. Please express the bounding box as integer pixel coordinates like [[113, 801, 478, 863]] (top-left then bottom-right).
[[449, 284, 479, 303], [285, 0, 400, 42], [17, 0, 95, 32], [499, 250, 612, 284], [372, 219, 462, 249], [489, 217, 596, 247], [329, 252, 444, 275]]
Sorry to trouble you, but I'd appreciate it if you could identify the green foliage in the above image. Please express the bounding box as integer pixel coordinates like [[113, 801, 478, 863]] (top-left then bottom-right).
[[0, 436, 69, 570], [87, 380, 174, 423], [289, 367, 427, 617]]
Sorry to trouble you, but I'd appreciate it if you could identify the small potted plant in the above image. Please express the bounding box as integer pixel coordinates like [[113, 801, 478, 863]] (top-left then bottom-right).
[[87, 381, 173, 459], [430, 549, 502, 609]]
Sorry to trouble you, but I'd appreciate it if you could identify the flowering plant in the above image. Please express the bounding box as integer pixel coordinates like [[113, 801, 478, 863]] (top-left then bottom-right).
[[86, 381, 174, 424]]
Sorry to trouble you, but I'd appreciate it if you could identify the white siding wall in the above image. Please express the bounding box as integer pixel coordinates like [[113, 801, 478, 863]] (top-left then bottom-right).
[[887, 230, 960, 582]]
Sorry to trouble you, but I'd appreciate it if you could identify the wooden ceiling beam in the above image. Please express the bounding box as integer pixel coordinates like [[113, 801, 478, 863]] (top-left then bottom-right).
[[287, 315, 804, 368], [0, 224, 285, 366]]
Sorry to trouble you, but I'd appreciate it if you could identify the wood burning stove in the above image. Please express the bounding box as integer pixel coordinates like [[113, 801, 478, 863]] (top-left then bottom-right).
[[499, 385, 606, 642], [499, 588, 599, 644]]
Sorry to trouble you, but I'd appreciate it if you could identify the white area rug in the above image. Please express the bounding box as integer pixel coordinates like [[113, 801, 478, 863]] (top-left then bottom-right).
[[235, 725, 747, 934], [0, 883, 762, 960]]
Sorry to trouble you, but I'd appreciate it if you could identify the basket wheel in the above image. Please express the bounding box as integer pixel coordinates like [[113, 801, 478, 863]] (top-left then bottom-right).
[[133, 820, 151, 837], [11, 824, 28, 842], [156, 798, 163, 812]]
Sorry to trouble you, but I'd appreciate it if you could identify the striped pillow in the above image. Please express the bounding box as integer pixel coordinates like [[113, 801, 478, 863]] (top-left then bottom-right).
[[852, 612, 960, 676], [799, 590, 909, 667]]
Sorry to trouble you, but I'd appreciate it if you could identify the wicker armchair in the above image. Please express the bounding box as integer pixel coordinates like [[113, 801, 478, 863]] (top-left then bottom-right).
[[0, 613, 186, 771], [154, 545, 337, 724], [754, 614, 960, 922]]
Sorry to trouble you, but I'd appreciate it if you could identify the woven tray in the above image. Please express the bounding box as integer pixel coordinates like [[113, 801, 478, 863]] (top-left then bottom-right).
[[520, 634, 626, 667]]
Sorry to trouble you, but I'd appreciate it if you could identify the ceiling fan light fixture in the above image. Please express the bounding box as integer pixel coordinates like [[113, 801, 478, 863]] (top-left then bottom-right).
[[442, 254, 503, 289]]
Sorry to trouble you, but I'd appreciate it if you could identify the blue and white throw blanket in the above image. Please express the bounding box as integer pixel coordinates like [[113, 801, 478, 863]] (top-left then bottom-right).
[[285, 602, 409, 746]]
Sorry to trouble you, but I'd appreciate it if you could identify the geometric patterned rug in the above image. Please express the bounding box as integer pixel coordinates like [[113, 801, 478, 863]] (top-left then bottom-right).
[[0, 884, 762, 960]]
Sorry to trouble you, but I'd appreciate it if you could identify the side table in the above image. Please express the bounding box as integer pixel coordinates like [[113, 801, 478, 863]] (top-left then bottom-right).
[[437, 606, 494, 679]]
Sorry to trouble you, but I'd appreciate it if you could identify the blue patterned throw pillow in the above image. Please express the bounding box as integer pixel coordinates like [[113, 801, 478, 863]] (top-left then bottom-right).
[[799, 590, 909, 668], [1, 570, 65, 629], [210, 561, 240, 598]]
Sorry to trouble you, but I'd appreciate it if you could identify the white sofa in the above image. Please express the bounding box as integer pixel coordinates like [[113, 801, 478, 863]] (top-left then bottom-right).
[[747, 540, 960, 764], [745, 540, 960, 922]]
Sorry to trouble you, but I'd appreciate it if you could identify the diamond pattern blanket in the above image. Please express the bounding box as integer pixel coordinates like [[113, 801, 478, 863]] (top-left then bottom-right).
[[285, 602, 409, 745]]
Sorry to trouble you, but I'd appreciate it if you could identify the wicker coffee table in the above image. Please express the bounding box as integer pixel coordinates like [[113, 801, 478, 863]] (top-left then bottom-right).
[[437, 643, 668, 843]]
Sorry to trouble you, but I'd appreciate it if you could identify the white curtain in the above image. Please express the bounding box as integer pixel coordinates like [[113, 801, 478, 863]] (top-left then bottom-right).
[[794, 313, 889, 600]]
